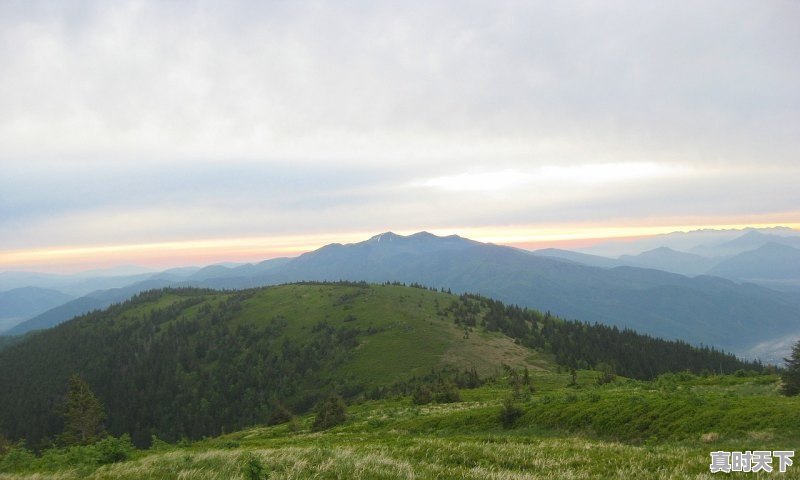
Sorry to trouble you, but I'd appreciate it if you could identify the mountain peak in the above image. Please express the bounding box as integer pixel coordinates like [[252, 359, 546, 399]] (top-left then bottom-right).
[[739, 230, 767, 239], [366, 231, 454, 243], [408, 231, 437, 239], [367, 232, 402, 243]]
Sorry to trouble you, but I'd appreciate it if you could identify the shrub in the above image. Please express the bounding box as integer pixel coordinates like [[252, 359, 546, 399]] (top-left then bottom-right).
[[596, 363, 616, 385], [149, 435, 171, 451], [241, 452, 267, 480], [95, 434, 135, 464], [312, 394, 347, 431], [433, 381, 461, 404], [0, 446, 36, 472], [499, 397, 524, 428], [412, 385, 433, 405], [0, 435, 9, 458], [267, 402, 294, 425], [61, 444, 101, 467]]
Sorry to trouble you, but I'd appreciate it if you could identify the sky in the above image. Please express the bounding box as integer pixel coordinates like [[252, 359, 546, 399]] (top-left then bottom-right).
[[1, 0, 799, 273]]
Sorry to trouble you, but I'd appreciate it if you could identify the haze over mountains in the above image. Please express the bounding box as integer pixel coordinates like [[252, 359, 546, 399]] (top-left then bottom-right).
[[577, 227, 800, 258], [1, 227, 799, 364], [539, 228, 800, 286], [0, 287, 74, 333]]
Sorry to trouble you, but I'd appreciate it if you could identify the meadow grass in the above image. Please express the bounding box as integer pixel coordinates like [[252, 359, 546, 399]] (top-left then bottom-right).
[[3, 373, 797, 479]]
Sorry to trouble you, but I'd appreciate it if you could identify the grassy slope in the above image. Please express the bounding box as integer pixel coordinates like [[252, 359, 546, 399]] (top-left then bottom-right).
[[3, 371, 798, 479], [231, 283, 548, 381], [0, 283, 553, 447]]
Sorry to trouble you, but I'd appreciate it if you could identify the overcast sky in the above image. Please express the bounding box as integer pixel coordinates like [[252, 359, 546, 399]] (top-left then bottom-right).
[[1, 0, 799, 271]]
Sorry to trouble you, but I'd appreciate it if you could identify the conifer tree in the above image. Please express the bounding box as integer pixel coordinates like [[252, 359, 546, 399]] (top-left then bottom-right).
[[781, 340, 800, 396], [61, 374, 107, 445]]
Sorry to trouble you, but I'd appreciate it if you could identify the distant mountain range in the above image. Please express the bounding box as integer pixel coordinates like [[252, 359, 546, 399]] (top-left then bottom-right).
[[536, 230, 800, 290], [0, 287, 74, 333], [3, 230, 799, 364], [0, 271, 156, 297], [578, 226, 800, 258], [708, 242, 800, 288]]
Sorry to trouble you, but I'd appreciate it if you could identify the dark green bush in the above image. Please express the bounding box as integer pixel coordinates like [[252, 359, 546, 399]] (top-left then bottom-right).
[[0, 446, 35, 472], [433, 381, 461, 404], [95, 434, 135, 464], [412, 385, 433, 405], [500, 397, 524, 428], [241, 452, 267, 480], [267, 402, 294, 425], [312, 394, 347, 431]]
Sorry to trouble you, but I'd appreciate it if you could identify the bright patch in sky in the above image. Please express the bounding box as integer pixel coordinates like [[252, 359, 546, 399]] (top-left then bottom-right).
[[414, 163, 690, 193], [414, 170, 534, 192]]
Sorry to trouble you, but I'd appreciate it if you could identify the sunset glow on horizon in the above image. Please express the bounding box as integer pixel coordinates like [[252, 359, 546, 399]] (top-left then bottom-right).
[[4, 220, 799, 274]]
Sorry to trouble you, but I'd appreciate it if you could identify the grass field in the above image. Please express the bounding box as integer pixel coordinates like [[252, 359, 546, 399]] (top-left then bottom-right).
[[2, 369, 797, 479]]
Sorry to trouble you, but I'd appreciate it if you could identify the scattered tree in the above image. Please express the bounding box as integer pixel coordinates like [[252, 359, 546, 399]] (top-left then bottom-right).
[[60, 374, 106, 446], [781, 340, 800, 396]]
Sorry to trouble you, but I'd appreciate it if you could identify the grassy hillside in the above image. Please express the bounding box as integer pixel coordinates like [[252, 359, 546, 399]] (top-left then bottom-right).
[[0, 283, 548, 447], [1, 370, 797, 479], [0, 282, 764, 451], [229, 282, 546, 382]]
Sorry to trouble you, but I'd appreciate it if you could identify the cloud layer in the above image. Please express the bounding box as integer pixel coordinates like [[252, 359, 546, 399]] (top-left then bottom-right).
[[1, 0, 798, 268]]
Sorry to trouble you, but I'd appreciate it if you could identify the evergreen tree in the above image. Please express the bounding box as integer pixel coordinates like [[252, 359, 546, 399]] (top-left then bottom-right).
[[781, 340, 800, 396], [60, 374, 106, 445]]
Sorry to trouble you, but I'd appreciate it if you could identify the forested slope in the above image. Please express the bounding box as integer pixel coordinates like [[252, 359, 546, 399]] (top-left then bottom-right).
[[0, 283, 760, 448]]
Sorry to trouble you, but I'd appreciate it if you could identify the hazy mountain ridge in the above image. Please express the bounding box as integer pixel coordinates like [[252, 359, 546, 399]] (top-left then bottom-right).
[[618, 247, 719, 276], [0, 287, 74, 333], [578, 226, 800, 258], [708, 242, 800, 283], [4, 278, 179, 336], [0, 271, 156, 298], [539, 228, 800, 282], [3, 229, 800, 362]]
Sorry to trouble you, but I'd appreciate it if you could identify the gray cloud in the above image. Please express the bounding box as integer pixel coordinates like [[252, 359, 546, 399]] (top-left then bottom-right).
[[0, 0, 798, 258], [1, 0, 797, 164]]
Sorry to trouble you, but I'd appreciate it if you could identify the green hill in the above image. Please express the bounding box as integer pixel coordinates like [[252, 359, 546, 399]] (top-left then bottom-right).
[[0, 283, 760, 449]]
